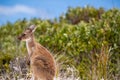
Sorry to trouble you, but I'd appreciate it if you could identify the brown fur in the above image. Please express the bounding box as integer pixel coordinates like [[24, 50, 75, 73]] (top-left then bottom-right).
[[18, 25, 56, 80]]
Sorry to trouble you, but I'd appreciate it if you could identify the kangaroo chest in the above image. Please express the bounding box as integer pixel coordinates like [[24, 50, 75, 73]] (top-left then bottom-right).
[[26, 41, 35, 56]]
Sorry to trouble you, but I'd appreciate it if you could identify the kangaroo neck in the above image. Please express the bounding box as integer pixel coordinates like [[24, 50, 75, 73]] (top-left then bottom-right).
[[26, 34, 35, 56]]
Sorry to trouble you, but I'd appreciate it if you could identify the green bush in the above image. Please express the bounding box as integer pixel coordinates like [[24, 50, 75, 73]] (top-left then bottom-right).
[[0, 7, 120, 79]]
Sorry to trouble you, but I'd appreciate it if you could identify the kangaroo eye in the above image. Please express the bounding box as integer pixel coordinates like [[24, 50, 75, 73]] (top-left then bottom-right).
[[22, 33, 26, 36]]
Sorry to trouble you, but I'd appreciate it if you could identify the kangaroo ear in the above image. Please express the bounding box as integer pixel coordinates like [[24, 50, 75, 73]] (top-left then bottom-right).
[[29, 25, 37, 33]]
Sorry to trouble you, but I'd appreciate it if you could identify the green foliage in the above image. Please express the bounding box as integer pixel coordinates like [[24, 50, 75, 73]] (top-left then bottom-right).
[[0, 7, 120, 79], [60, 6, 104, 24]]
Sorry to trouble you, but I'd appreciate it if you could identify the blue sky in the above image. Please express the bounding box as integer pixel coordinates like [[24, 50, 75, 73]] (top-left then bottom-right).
[[0, 0, 120, 25]]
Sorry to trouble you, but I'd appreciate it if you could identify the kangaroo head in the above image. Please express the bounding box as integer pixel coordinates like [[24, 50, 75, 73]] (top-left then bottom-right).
[[18, 25, 37, 41]]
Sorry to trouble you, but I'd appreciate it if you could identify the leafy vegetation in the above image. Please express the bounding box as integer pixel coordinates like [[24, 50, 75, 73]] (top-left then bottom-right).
[[0, 6, 120, 80]]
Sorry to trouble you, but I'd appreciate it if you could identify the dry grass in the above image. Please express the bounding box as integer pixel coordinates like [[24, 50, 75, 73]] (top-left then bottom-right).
[[0, 46, 119, 80], [0, 57, 79, 80]]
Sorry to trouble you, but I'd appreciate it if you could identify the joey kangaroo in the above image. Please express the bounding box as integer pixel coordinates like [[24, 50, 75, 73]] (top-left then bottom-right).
[[18, 25, 56, 80]]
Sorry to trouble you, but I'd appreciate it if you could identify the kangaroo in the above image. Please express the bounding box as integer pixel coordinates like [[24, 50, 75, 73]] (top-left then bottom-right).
[[18, 25, 56, 80]]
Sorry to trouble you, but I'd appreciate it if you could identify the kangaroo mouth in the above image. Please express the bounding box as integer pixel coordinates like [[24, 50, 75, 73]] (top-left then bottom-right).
[[17, 36, 22, 40]]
